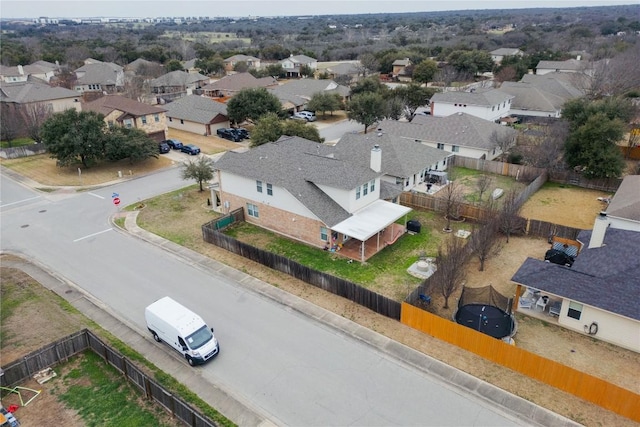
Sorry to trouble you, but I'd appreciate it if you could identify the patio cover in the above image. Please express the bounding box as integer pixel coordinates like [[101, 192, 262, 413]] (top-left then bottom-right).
[[331, 200, 412, 241]]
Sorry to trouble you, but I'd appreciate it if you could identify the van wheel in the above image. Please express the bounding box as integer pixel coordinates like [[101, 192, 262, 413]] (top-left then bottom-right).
[[186, 356, 194, 366], [152, 332, 161, 342]]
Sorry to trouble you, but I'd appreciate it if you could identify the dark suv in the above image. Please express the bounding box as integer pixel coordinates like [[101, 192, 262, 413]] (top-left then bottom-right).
[[158, 142, 170, 154], [233, 128, 250, 140], [163, 139, 183, 150], [181, 144, 201, 155], [217, 128, 241, 142]]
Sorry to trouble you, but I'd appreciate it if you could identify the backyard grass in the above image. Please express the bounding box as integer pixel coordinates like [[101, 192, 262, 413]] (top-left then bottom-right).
[[56, 352, 177, 427], [1, 137, 35, 148], [451, 166, 529, 205]]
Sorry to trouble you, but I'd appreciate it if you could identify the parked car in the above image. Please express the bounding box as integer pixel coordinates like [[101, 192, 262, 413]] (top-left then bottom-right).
[[181, 144, 201, 155], [158, 142, 170, 154], [292, 111, 317, 122], [233, 127, 250, 140], [163, 139, 183, 150], [217, 128, 241, 142]]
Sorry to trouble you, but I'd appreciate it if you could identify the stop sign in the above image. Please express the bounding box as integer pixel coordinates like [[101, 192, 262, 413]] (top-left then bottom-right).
[[113, 197, 121, 205]]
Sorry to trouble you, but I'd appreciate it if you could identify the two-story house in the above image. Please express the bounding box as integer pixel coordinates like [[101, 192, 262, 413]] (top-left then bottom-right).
[[279, 54, 317, 78], [0, 61, 59, 83], [74, 59, 124, 94], [213, 136, 412, 262], [202, 73, 278, 99], [149, 70, 210, 103], [269, 79, 350, 113], [391, 58, 412, 81], [0, 79, 81, 138], [377, 112, 517, 160], [429, 88, 514, 122], [223, 55, 261, 72], [82, 95, 168, 141]]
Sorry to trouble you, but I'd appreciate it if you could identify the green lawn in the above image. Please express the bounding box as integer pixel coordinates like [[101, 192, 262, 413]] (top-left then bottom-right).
[[1, 137, 35, 148]]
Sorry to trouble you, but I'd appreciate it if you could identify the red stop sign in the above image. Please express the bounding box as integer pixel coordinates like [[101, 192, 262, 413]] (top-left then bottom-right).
[[113, 197, 121, 205]]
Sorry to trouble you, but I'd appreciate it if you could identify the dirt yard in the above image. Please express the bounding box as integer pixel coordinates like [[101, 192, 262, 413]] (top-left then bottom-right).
[[520, 184, 613, 229]]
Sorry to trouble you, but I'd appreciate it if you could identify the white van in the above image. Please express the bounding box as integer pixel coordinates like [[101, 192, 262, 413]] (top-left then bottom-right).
[[145, 297, 219, 366]]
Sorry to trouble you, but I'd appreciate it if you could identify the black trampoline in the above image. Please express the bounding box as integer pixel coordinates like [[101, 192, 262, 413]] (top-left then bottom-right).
[[455, 304, 515, 339]]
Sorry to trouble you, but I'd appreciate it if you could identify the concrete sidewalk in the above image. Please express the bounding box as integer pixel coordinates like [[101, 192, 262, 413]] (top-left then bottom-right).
[[3, 211, 582, 427]]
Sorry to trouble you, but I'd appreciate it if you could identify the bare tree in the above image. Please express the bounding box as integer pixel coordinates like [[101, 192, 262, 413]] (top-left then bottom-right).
[[490, 129, 516, 160], [517, 121, 568, 171], [581, 44, 640, 100], [23, 103, 53, 142], [357, 53, 379, 76], [440, 179, 463, 232], [434, 236, 468, 309], [470, 202, 500, 271], [0, 106, 21, 145], [475, 174, 492, 204], [498, 189, 525, 243]]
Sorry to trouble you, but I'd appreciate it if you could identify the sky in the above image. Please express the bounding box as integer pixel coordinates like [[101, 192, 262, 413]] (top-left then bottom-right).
[[0, 0, 636, 19]]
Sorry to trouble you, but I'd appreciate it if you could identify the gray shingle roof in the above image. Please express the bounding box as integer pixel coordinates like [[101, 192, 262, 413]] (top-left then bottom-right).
[[150, 70, 209, 88], [83, 95, 166, 117], [378, 113, 516, 151], [430, 88, 513, 107], [520, 72, 586, 100], [606, 175, 640, 222], [0, 80, 78, 103], [326, 62, 360, 75], [75, 62, 122, 85], [202, 73, 277, 92], [281, 55, 317, 65], [162, 95, 227, 123], [490, 48, 522, 56], [224, 54, 260, 63], [512, 228, 640, 321], [536, 59, 585, 72], [214, 136, 381, 227], [499, 82, 566, 113], [269, 79, 350, 101], [335, 132, 450, 178]]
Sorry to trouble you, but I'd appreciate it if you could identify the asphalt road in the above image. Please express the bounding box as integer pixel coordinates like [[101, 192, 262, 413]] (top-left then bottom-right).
[[1, 166, 530, 426]]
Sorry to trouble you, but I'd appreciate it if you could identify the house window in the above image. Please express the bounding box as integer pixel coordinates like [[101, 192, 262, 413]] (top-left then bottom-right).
[[395, 177, 403, 185], [567, 301, 583, 320], [154, 114, 160, 122], [452, 145, 460, 152], [370, 179, 375, 192], [363, 182, 368, 196], [256, 180, 263, 193], [267, 183, 273, 196], [180, 119, 184, 124], [247, 203, 259, 218], [107, 121, 114, 128], [169, 117, 173, 122], [320, 227, 328, 241], [141, 116, 147, 125], [123, 119, 133, 128], [437, 143, 444, 150], [492, 106, 495, 111], [356, 186, 361, 200]]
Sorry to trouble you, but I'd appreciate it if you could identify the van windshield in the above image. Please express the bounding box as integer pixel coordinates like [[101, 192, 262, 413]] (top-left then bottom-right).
[[185, 325, 213, 350]]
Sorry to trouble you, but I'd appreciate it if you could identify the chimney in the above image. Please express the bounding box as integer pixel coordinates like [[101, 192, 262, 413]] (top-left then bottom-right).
[[17, 65, 24, 75], [588, 212, 609, 249], [370, 144, 381, 173]]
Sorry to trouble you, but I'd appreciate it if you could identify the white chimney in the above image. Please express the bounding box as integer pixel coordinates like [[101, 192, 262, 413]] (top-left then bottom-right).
[[588, 212, 609, 249], [370, 144, 381, 173], [17, 65, 24, 75]]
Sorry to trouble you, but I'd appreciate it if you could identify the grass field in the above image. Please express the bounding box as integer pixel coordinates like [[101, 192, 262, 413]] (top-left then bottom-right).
[[161, 31, 251, 44]]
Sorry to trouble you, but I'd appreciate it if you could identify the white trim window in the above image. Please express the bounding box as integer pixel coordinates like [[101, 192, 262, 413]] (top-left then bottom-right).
[[567, 301, 583, 320], [256, 180, 263, 193], [247, 203, 259, 218], [267, 183, 273, 196], [320, 227, 328, 241], [356, 185, 361, 200]]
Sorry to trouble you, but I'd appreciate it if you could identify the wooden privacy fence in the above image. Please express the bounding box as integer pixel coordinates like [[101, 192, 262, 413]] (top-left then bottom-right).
[[548, 170, 622, 192], [1, 329, 217, 427], [449, 155, 545, 182], [202, 221, 401, 320], [400, 303, 640, 422]]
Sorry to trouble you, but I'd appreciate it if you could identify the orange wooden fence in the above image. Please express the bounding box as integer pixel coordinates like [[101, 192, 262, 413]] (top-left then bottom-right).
[[401, 302, 640, 422]]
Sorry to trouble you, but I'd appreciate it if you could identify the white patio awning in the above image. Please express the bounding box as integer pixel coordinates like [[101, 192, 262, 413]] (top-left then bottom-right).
[[331, 200, 412, 241]]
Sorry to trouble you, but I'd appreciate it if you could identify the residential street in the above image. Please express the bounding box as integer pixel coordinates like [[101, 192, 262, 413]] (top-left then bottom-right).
[[0, 167, 573, 426]]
